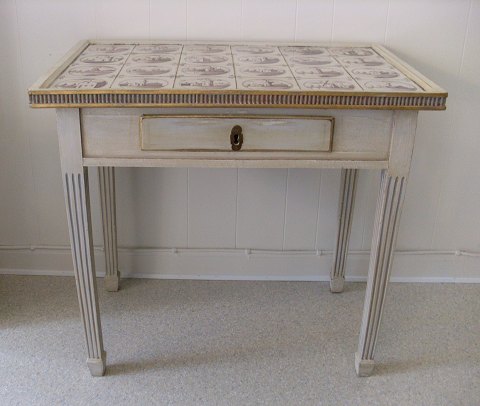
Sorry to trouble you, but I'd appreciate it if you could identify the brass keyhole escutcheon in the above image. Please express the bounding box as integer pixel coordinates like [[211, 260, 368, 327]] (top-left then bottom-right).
[[230, 125, 243, 151]]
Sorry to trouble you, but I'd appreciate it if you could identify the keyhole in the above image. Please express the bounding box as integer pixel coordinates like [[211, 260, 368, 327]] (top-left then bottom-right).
[[230, 125, 243, 151]]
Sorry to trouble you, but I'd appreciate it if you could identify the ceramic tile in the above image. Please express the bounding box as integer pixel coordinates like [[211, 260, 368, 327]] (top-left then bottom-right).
[[291, 65, 350, 79], [177, 64, 234, 77], [173, 77, 236, 90], [63, 64, 120, 77], [279, 46, 329, 56], [83, 44, 134, 54], [346, 66, 407, 81], [285, 56, 340, 67], [233, 54, 286, 66], [180, 54, 233, 65], [132, 44, 183, 54], [126, 53, 180, 65], [111, 76, 174, 89], [183, 44, 230, 54], [356, 79, 422, 92], [236, 78, 299, 91], [231, 45, 280, 55], [236, 65, 293, 78], [120, 64, 177, 77], [297, 78, 362, 91], [51, 76, 114, 89], [335, 55, 389, 67], [328, 47, 377, 57], [73, 54, 128, 65]]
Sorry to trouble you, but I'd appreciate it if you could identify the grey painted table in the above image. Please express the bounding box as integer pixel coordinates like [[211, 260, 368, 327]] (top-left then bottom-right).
[[29, 40, 447, 377]]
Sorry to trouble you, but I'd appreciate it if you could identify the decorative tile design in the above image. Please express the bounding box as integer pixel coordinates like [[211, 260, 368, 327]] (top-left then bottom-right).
[[236, 65, 292, 78], [233, 55, 285, 66], [52, 77, 114, 89], [49, 43, 424, 93], [357, 79, 422, 92], [177, 64, 234, 77], [126, 54, 180, 64], [298, 78, 362, 91], [279, 46, 329, 56], [237, 78, 299, 91], [292, 66, 350, 79], [286, 56, 340, 67], [123, 65, 177, 77], [74, 54, 128, 65], [132, 44, 182, 54], [111, 76, 174, 89], [82, 45, 134, 54], [174, 77, 236, 90]]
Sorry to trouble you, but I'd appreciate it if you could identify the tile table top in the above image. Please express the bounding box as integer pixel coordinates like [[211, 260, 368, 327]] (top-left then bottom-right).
[[29, 41, 447, 110]]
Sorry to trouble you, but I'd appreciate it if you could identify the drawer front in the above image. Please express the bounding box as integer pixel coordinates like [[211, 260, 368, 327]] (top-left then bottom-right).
[[140, 115, 333, 152]]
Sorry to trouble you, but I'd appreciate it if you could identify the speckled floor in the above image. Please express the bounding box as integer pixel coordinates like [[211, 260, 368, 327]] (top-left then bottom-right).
[[1, 275, 479, 406]]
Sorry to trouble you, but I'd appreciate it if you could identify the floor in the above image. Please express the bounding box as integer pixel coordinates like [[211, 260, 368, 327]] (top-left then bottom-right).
[[1, 275, 479, 406]]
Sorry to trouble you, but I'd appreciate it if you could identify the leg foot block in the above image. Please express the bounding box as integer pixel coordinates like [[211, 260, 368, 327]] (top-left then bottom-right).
[[355, 352, 375, 377], [104, 272, 120, 292], [330, 276, 345, 293], [87, 351, 107, 376]]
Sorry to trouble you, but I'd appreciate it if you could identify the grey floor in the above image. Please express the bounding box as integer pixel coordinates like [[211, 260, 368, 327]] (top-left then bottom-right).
[[1, 275, 479, 406]]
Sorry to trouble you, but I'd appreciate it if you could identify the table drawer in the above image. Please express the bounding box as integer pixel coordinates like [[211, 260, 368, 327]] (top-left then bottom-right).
[[140, 115, 334, 152]]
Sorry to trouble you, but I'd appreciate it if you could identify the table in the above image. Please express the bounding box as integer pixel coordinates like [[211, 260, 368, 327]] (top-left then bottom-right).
[[29, 40, 447, 377]]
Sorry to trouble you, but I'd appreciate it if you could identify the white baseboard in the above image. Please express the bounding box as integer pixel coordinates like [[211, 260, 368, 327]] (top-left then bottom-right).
[[0, 245, 479, 283]]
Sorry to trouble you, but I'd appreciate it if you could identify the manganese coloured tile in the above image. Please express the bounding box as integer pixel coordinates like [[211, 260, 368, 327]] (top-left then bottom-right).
[[180, 54, 233, 65], [285, 56, 340, 67], [298, 78, 362, 91], [328, 47, 377, 57], [236, 65, 293, 78], [126, 53, 181, 65], [335, 55, 389, 67], [64, 65, 121, 77], [177, 64, 234, 77], [51, 76, 114, 89], [112, 76, 175, 89], [121, 64, 177, 77], [173, 77, 236, 90], [347, 67, 407, 81], [82, 44, 134, 55], [233, 54, 286, 66], [183, 45, 230, 54], [292, 66, 350, 79], [357, 79, 422, 92], [132, 44, 182, 54], [279, 46, 329, 56], [237, 78, 299, 91], [231, 45, 279, 55], [73, 54, 128, 65]]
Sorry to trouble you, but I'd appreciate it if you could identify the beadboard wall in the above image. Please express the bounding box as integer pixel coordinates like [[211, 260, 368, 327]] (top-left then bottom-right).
[[1, 0, 479, 282]]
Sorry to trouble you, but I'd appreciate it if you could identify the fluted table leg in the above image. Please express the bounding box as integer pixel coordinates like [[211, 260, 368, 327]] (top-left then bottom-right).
[[57, 109, 106, 376], [331, 168, 358, 293], [355, 171, 406, 376], [355, 111, 418, 377], [98, 167, 120, 292]]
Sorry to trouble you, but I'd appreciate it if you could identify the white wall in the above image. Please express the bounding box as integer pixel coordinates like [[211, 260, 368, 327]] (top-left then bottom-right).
[[1, 0, 479, 282]]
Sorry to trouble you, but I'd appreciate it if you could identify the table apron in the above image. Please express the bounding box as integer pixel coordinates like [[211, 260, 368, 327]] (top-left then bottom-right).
[[79, 107, 396, 169]]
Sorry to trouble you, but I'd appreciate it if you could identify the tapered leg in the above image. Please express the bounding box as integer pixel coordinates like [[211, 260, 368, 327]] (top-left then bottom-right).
[[330, 168, 358, 293], [57, 109, 106, 376], [355, 171, 407, 376], [99, 167, 120, 292]]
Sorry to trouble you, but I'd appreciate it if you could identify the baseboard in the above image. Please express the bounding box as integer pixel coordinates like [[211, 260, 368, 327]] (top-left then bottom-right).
[[0, 245, 479, 283]]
